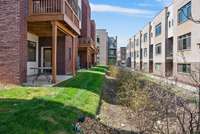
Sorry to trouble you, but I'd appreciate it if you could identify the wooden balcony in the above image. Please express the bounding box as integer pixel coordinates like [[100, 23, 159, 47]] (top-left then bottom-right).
[[28, 0, 80, 35], [79, 37, 96, 49]]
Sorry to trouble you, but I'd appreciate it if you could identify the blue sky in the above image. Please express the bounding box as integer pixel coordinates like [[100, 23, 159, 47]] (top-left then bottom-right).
[[89, 0, 172, 47]]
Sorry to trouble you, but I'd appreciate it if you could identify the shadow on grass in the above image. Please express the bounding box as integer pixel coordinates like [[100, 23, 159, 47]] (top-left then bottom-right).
[[0, 98, 138, 134], [0, 98, 94, 134], [90, 67, 108, 73], [96, 65, 109, 70]]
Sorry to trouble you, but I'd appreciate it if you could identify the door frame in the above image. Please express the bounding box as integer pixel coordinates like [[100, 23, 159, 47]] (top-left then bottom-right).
[[41, 46, 52, 69]]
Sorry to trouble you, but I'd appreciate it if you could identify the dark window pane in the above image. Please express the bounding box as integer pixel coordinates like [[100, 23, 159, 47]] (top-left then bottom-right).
[[178, 2, 191, 24], [28, 41, 36, 62]]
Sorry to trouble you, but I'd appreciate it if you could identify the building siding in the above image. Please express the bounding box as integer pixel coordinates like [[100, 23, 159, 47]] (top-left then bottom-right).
[[0, 0, 27, 84], [128, 0, 200, 85]]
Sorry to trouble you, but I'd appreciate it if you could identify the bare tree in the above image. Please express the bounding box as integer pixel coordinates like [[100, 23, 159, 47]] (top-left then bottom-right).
[[116, 69, 200, 133]]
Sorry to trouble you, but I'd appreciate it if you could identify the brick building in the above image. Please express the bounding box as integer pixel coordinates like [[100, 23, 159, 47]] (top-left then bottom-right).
[[78, 0, 97, 69], [0, 0, 96, 85]]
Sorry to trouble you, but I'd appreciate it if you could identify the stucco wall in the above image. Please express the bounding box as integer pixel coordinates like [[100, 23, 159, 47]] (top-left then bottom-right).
[[141, 23, 151, 72], [151, 8, 167, 76], [134, 31, 141, 70], [173, 0, 200, 84]]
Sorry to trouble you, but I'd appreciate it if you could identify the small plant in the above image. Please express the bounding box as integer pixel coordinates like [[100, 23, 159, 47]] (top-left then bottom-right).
[[116, 70, 150, 110], [115, 68, 200, 133], [107, 65, 119, 78]]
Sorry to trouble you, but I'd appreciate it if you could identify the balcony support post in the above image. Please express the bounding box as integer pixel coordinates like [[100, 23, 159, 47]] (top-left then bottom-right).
[[51, 21, 58, 83], [87, 48, 90, 69], [72, 37, 76, 76]]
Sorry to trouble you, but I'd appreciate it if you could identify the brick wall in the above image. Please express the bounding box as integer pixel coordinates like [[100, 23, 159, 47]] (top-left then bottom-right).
[[90, 20, 96, 42], [65, 36, 73, 74], [0, 0, 27, 84], [80, 0, 91, 38]]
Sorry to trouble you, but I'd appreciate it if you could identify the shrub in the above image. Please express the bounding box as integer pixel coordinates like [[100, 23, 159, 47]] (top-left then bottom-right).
[[107, 65, 119, 78], [116, 70, 152, 110]]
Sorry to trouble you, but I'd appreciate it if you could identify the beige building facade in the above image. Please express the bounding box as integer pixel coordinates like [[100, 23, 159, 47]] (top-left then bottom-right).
[[96, 29, 108, 65], [151, 8, 168, 77], [128, 0, 200, 85], [141, 23, 151, 73], [173, 0, 200, 85], [134, 32, 142, 71]]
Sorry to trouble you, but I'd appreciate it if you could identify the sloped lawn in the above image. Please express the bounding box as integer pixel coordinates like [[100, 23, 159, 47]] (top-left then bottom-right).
[[0, 67, 107, 134]]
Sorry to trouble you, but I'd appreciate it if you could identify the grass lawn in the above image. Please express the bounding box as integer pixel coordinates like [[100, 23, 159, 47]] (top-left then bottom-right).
[[0, 67, 107, 134]]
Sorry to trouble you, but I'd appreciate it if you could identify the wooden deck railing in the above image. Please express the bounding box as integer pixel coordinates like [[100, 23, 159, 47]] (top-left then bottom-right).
[[32, 0, 61, 14], [29, 0, 80, 28], [79, 37, 95, 46]]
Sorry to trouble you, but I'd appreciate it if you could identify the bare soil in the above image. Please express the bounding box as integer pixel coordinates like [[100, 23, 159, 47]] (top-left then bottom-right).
[[80, 76, 139, 134]]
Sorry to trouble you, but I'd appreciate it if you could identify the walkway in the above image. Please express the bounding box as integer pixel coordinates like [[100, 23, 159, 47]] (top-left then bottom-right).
[[127, 67, 198, 92], [145, 74, 198, 92]]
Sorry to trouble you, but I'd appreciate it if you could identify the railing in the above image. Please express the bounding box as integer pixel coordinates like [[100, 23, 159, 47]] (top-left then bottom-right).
[[166, 44, 173, 58], [149, 45, 153, 60], [149, 52, 153, 59], [166, 50, 173, 58], [64, 0, 79, 28], [79, 37, 95, 46], [109, 45, 117, 49], [32, 0, 61, 14], [29, 0, 80, 28]]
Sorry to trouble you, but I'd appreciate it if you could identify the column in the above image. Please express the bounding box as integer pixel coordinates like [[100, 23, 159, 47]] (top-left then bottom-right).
[[72, 37, 76, 76], [52, 21, 57, 83]]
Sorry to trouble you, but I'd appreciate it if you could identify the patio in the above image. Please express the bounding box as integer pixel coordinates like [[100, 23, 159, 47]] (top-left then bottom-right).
[[23, 75, 73, 87]]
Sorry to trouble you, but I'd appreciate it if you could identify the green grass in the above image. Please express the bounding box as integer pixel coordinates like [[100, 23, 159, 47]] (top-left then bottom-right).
[[0, 67, 106, 134], [96, 65, 108, 70]]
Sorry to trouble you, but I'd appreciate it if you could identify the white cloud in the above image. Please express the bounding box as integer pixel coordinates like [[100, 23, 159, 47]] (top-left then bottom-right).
[[156, 0, 172, 6], [90, 3, 155, 16]]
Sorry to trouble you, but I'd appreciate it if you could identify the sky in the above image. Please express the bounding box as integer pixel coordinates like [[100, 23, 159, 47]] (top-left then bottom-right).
[[89, 0, 172, 47]]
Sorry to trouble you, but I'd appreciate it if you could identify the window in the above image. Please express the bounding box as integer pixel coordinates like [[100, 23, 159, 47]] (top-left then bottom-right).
[[131, 43, 134, 48], [169, 21, 171, 28], [136, 39, 139, 46], [28, 41, 37, 62], [177, 64, 191, 73], [143, 33, 148, 42], [136, 51, 139, 58], [155, 23, 161, 36], [143, 63, 148, 70], [131, 52, 134, 58], [155, 43, 161, 55], [178, 2, 191, 24], [178, 33, 191, 50], [155, 63, 161, 71], [109, 50, 115, 56], [97, 36, 100, 43], [144, 48, 148, 57]]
